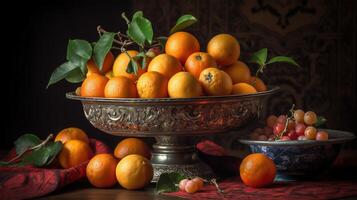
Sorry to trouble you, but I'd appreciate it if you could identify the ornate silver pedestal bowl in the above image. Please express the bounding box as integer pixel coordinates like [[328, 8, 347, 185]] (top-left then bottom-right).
[[66, 87, 279, 182]]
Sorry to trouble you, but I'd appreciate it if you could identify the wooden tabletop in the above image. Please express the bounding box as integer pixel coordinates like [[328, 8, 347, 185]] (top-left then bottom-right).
[[38, 182, 183, 200]]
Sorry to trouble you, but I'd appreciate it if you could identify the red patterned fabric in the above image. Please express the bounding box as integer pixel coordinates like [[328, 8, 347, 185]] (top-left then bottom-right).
[[164, 178, 357, 200], [0, 139, 111, 200]]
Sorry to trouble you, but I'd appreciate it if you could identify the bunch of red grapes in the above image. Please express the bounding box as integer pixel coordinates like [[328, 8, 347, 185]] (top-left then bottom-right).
[[250, 109, 329, 141]]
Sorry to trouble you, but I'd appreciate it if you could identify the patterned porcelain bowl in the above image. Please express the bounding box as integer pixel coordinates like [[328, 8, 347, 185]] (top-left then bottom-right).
[[239, 129, 355, 181]]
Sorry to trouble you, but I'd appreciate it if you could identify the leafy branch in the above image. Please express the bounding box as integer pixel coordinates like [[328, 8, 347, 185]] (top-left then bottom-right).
[[249, 48, 300, 79]]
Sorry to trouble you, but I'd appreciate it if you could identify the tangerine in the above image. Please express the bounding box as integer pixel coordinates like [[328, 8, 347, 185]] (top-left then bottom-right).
[[165, 31, 200, 64], [185, 52, 217, 79], [207, 34, 240, 66], [86, 154, 118, 188]]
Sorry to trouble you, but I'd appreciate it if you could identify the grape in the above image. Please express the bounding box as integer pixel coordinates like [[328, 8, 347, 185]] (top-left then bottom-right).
[[268, 135, 276, 141], [316, 131, 329, 141], [295, 123, 306, 136], [287, 130, 298, 140], [294, 109, 305, 123], [179, 179, 189, 191], [287, 119, 296, 131], [257, 135, 268, 141], [280, 136, 291, 141], [192, 177, 204, 189], [277, 115, 287, 124], [298, 135, 307, 140], [304, 126, 317, 140], [185, 180, 199, 193], [249, 132, 260, 140], [266, 115, 278, 128], [273, 123, 285, 136], [254, 128, 264, 134], [263, 126, 273, 136], [304, 111, 317, 125]]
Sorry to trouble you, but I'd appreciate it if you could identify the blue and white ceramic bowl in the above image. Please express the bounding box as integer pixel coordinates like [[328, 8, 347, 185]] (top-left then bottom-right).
[[239, 129, 355, 181]]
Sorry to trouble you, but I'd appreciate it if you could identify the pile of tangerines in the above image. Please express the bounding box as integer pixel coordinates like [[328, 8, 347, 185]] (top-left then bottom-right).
[[79, 32, 267, 98], [54, 127, 153, 189]]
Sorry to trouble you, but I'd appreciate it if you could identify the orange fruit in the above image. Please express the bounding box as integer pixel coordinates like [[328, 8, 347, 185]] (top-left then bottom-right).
[[80, 73, 109, 97], [165, 31, 200, 64], [86, 154, 118, 188], [147, 54, 182, 79], [54, 127, 89, 144], [116, 154, 153, 190], [250, 76, 267, 92], [222, 61, 251, 84], [232, 83, 257, 95], [113, 50, 146, 81], [168, 72, 203, 98], [240, 153, 276, 188], [185, 52, 217, 79], [136, 71, 168, 98], [207, 34, 240, 66], [114, 138, 151, 160], [104, 76, 138, 98], [58, 139, 93, 169], [86, 52, 115, 76], [199, 67, 233, 96]]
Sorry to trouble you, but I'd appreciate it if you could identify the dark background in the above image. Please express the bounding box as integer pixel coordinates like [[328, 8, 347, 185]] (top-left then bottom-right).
[[2, 0, 356, 150]]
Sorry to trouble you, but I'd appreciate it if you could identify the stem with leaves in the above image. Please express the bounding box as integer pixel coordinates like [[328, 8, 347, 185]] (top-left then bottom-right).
[[7, 134, 54, 164]]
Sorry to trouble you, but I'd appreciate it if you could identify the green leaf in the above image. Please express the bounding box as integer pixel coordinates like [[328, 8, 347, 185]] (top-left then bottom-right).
[[155, 172, 186, 194], [65, 67, 86, 83], [14, 134, 42, 155], [170, 14, 198, 34], [66, 39, 92, 63], [47, 62, 79, 88], [23, 142, 63, 167], [156, 36, 168, 50], [315, 116, 327, 127], [127, 16, 154, 46], [93, 32, 116, 71], [126, 60, 139, 75], [132, 11, 143, 21], [249, 48, 268, 67], [267, 56, 300, 67]]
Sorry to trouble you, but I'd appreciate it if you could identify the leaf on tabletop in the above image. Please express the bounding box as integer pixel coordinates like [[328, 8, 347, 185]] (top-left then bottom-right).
[[155, 172, 186, 194], [170, 14, 198, 34], [22, 141, 63, 167], [14, 134, 41, 155]]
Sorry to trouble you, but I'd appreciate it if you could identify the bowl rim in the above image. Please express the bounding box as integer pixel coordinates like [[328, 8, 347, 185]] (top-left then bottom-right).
[[66, 86, 279, 104], [239, 129, 355, 146]]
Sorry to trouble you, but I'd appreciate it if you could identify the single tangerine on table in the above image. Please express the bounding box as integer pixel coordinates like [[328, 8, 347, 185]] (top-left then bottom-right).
[[116, 154, 153, 190], [59, 139, 93, 169], [165, 31, 200, 65], [114, 138, 151, 160], [113, 50, 146, 81], [147, 54, 182, 80], [104, 76, 138, 98], [240, 153, 276, 188], [221, 61, 251, 84], [86, 154, 118, 188], [232, 83, 257, 95], [207, 33, 240, 67], [184, 52, 217, 79], [86, 51, 114, 77], [54, 127, 89, 144], [168, 72, 203, 98], [80, 73, 109, 97], [136, 71, 168, 98], [199, 67, 233, 96]]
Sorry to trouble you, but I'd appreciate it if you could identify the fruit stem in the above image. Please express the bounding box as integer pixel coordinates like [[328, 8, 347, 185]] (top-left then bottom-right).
[[277, 104, 296, 139], [7, 134, 54, 164], [210, 178, 224, 194]]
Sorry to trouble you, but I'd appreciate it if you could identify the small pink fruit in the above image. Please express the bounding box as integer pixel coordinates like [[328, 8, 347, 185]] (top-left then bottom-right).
[[179, 179, 189, 191], [263, 126, 273, 136], [273, 123, 285, 136], [277, 115, 287, 124], [295, 123, 306, 136], [192, 177, 204, 189], [185, 180, 199, 193], [316, 131, 329, 141], [287, 130, 298, 140], [257, 135, 268, 141], [280, 136, 291, 141], [266, 115, 278, 128]]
